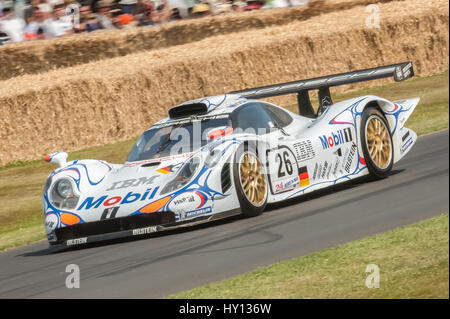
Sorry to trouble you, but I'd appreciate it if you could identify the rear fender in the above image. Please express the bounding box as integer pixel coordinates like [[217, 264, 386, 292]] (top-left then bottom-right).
[[376, 97, 419, 163]]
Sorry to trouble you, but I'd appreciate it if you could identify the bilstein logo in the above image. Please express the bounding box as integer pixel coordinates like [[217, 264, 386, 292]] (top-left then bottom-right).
[[319, 128, 353, 149], [78, 187, 159, 210]]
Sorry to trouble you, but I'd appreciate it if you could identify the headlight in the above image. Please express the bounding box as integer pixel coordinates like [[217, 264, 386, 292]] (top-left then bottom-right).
[[51, 178, 79, 209], [56, 179, 73, 198], [160, 155, 201, 194]]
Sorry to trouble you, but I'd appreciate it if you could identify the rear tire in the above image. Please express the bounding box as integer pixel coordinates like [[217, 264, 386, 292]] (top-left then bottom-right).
[[360, 107, 394, 179], [233, 143, 268, 217]]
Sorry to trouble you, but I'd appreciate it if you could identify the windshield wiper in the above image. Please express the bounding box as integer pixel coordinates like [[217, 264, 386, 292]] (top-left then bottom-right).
[[273, 121, 290, 136]]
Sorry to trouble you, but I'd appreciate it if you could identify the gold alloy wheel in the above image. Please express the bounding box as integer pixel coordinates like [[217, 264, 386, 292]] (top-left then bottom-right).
[[366, 116, 392, 169], [239, 152, 267, 206]]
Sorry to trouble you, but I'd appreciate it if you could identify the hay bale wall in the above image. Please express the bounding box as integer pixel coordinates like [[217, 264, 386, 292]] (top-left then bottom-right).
[[0, 0, 398, 80], [0, 0, 448, 165]]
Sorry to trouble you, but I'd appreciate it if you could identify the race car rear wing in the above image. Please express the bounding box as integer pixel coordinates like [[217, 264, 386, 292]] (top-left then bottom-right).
[[230, 62, 414, 118]]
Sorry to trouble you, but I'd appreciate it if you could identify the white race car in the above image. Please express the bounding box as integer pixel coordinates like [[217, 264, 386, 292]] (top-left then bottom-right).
[[42, 62, 418, 247]]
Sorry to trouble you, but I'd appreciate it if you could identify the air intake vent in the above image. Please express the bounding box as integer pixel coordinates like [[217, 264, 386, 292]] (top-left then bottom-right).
[[141, 162, 160, 167], [168, 103, 208, 119], [221, 162, 231, 193]]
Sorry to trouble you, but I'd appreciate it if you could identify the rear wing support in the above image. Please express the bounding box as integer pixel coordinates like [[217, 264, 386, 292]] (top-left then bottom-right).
[[230, 62, 414, 118]]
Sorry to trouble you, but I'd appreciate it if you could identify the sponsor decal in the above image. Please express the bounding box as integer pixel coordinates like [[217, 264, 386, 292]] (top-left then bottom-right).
[[156, 167, 172, 174], [45, 213, 58, 232], [333, 148, 343, 157], [66, 237, 87, 246], [319, 128, 353, 149], [173, 196, 195, 206], [185, 206, 212, 218], [168, 191, 206, 212], [321, 161, 329, 179], [132, 226, 158, 236], [274, 175, 299, 194], [299, 166, 310, 187], [106, 176, 159, 191], [292, 140, 315, 162], [100, 206, 119, 220], [344, 143, 357, 173], [78, 187, 159, 210], [267, 146, 300, 194], [326, 161, 333, 180], [176, 206, 213, 221], [312, 162, 322, 181], [332, 157, 341, 177], [156, 164, 181, 175]]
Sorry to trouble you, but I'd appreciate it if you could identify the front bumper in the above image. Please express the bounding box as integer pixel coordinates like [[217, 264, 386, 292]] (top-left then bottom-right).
[[50, 211, 176, 247], [48, 208, 242, 248]]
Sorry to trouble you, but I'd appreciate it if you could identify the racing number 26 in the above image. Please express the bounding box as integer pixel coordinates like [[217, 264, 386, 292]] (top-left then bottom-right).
[[277, 151, 293, 178]]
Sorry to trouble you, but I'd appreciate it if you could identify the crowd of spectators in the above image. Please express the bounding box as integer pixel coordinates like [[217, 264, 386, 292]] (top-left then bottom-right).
[[0, 0, 310, 44]]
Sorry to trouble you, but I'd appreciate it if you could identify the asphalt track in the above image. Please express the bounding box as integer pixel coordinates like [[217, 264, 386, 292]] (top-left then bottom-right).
[[0, 130, 448, 298]]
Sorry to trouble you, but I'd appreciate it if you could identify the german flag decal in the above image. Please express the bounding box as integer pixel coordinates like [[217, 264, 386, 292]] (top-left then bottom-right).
[[299, 166, 310, 187], [156, 166, 171, 174]]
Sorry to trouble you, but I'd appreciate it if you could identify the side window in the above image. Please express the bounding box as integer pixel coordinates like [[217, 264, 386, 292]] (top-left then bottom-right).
[[262, 103, 293, 128], [231, 102, 274, 135]]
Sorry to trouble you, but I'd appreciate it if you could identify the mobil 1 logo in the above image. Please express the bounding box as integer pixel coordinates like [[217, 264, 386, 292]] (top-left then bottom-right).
[[319, 127, 353, 150]]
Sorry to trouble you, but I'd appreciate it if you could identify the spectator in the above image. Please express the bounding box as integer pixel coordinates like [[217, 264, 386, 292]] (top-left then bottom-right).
[[191, 2, 212, 18], [0, 0, 309, 44], [96, 0, 116, 29], [245, 0, 264, 11], [49, 3, 74, 36], [119, 11, 136, 28], [0, 2, 26, 42], [73, 3, 92, 32], [38, 0, 53, 14], [137, 0, 153, 14], [149, 5, 161, 24], [85, 12, 100, 31], [138, 7, 154, 26], [110, 7, 138, 29], [23, 5, 54, 39], [110, 8, 123, 28], [264, 0, 289, 8], [207, 0, 231, 15], [169, 7, 182, 21], [118, 0, 137, 15], [231, 0, 246, 13], [155, 0, 176, 24]]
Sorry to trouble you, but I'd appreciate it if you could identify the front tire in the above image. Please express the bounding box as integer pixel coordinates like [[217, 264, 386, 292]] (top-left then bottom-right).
[[360, 107, 394, 179], [233, 143, 268, 217]]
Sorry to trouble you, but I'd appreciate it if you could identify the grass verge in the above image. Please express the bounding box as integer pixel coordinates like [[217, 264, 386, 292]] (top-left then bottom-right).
[[168, 213, 449, 298], [0, 71, 448, 251]]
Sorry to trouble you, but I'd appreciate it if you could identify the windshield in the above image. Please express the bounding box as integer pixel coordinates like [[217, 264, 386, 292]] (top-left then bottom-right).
[[127, 115, 232, 162]]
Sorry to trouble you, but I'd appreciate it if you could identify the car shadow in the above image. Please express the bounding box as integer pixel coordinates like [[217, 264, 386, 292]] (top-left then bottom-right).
[[19, 168, 404, 256]]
